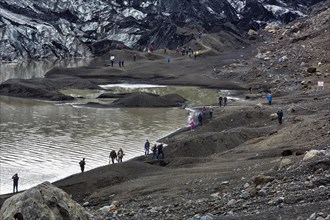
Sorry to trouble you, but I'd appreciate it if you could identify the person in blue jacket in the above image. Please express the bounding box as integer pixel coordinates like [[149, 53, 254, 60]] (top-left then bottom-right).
[[267, 93, 273, 105]]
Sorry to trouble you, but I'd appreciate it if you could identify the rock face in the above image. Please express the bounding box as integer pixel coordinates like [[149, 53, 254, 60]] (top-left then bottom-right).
[[0, 181, 90, 220], [0, 0, 325, 61]]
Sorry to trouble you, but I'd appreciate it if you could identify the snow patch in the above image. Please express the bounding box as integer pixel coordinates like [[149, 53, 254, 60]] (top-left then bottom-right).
[[265, 4, 305, 17], [264, 4, 290, 16], [141, 1, 153, 8], [227, 0, 246, 13], [207, 7, 216, 15], [107, 27, 142, 47], [121, 8, 147, 20]]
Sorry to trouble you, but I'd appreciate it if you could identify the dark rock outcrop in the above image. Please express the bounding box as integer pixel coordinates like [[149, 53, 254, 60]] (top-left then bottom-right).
[[78, 92, 187, 108], [0, 181, 90, 220], [97, 93, 129, 99], [110, 92, 187, 107], [0, 77, 101, 100]]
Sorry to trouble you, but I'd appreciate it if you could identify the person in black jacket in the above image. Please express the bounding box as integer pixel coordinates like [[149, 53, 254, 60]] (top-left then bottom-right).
[[277, 110, 283, 124], [12, 173, 19, 193], [79, 158, 85, 173], [14, 212, 24, 220], [109, 149, 117, 164], [157, 144, 164, 159]]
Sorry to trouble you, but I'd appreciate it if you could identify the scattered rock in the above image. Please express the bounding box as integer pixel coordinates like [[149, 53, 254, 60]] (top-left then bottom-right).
[[227, 199, 236, 206], [278, 56, 288, 62], [270, 113, 278, 120], [279, 158, 293, 170], [253, 175, 275, 187], [281, 150, 293, 156], [307, 67, 317, 73], [303, 149, 321, 160]]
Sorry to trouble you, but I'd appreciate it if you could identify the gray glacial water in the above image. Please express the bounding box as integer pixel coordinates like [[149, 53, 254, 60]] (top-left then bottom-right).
[[0, 84, 229, 194]]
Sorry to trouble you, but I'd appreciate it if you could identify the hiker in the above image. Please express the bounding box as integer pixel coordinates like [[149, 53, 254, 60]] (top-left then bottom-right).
[[267, 93, 272, 105], [182, 46, 186, 56], [119, 60, 122, 67], [157, 143, 164, 159], [248, 87, 252, 94], [209, 105, 214, 117], [202, 106, 207, 117], [198, 112, 203, 126], [189, 119, 196, 131], [109, 149, 117, 164], [164, 48, 167, 54], [188, 47, 192, 57], [121, 60, 124, 67], [219, 96, 223, 107], [117, 148, 124, 163], [144, 139, 150, 157], [167, 56, 171, 63], [79, 158, 85, 173], [152, 144, 157, 160], [12, 173, 19, 193], [110, 55, 115, 67], [133, 53, 136, 62], [224, 96, 228, 106], [14, 213, 24, 220], [277, 110, 283, 124]]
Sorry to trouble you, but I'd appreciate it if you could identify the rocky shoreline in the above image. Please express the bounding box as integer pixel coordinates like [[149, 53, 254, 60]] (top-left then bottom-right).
[[1, 3, 330, 220]]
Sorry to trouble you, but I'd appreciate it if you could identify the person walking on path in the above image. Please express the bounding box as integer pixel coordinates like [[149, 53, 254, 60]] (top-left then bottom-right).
[[110, 55, 115, 67], [117, 148, 124, 163], [133, 53, 137, 62], [157, 144, 164, 159], [109, 149, 117, 164], [209, 106, 213, 117], [219, 96, 223, 107], [144, 140, 150, 157], [277, 110, 283, 124], [12, 173, 19, 193], [198, 112, 203, 126], [202, 106, 207, 118], [267, 93, 273, 105], [152, 144, 157, 160], [79, 158, 85, 173], [224, 96, 228, 106], [14, 213, 24, 220], [189, 119, 196, 131]]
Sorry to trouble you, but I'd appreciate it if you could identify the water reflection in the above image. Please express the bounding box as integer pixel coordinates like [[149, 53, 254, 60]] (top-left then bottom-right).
[[0, 58, 92, 83]]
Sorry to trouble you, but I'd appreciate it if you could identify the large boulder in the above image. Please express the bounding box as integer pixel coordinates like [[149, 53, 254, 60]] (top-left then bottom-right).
[[0, 181, 90, 220]]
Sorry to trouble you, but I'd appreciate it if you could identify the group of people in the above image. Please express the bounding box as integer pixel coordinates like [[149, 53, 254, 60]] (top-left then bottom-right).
[[144, 139, 165, 160], [218, 96, 228, 107], [109, 148, 125, 164], [176, 46, 200, 59], [78, 148, 125, 173], [110, 55, 125, 67], [189, 105, 214, 130], [267, 93, 283, 124]]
